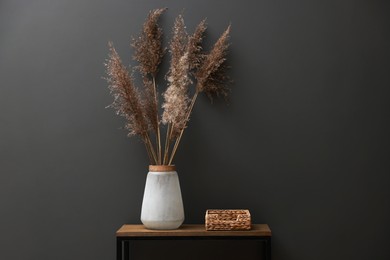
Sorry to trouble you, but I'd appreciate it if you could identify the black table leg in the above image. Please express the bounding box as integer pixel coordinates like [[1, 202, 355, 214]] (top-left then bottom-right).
[[124, 240, 130, 260], [265, 237, 272, 260], [116, 238, 122, 260]]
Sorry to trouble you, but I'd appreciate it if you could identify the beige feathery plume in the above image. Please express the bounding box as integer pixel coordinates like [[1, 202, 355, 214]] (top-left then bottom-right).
[[132, 8, 166, 164], [132, 8, 166, 78], [187, 19, 207, 71], [163, 19, 207, 135], [131, 8, 166, 131], [162, 15, 191, 135], [196, 25, 231, 100], [105, 42, 148, 136], [105, 42, 158, 164], [162, 17, 207, 132]]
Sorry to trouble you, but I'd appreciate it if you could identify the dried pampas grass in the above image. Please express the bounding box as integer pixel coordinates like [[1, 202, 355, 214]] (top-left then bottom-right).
[[105, 8, 231, 165], [105, 42, 157, 163], [196, 25, 231, 99], [132, 8, 166, 78], [162, 15, 191, 135]]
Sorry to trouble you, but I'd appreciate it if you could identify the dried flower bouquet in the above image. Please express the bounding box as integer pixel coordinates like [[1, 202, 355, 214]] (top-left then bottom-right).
[[105, 8, 230, 165]]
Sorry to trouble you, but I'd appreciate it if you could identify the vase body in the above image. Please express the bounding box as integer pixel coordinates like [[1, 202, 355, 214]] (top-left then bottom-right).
[[141, 165, 184, 229]]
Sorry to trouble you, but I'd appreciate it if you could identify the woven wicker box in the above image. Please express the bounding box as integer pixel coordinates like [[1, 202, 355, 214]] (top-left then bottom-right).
[[205, 209, 251, 231]]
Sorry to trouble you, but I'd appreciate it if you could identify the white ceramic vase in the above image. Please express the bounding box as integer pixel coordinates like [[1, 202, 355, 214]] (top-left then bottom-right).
[[140, 165, 184, 230]]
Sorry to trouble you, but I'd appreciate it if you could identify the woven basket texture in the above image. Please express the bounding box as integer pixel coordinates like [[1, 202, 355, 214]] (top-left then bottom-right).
[[205, 209, 251, 231]]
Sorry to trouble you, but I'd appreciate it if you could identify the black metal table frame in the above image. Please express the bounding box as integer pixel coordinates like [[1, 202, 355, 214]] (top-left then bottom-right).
[[117, 236, 271, 260]]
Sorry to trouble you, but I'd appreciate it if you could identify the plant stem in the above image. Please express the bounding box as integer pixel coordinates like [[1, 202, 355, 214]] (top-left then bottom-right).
[[163, 123, 172, 165], [144, 132, 158, 164], [143, 139, 154, 164], [168, 90, 199, 165], [152, 76, 162, 164]]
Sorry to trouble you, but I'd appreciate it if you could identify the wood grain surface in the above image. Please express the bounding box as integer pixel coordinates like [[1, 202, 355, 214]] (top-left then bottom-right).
[[116, 224, 271, 237]]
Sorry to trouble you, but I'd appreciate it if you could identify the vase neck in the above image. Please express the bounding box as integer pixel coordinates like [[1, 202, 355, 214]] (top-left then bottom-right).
[[149, 165, 176, 172]]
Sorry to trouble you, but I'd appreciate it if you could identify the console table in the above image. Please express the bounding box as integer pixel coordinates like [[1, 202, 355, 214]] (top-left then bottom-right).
[[116, 224, 272, 260]]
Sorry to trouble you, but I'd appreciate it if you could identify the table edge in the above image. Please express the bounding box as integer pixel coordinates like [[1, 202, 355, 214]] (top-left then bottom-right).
[[116, 224, 272, 237]]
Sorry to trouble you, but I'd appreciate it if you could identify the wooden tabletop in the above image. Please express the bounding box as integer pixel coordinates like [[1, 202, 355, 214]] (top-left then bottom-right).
[[116, 224, 271, 237]]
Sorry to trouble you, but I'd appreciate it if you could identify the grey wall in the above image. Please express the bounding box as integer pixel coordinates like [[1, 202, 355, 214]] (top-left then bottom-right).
[[1, 0, 389, 259]]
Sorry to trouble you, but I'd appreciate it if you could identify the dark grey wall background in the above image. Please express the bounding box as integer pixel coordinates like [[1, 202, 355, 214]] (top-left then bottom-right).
[[1, 0, 389, 259]]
